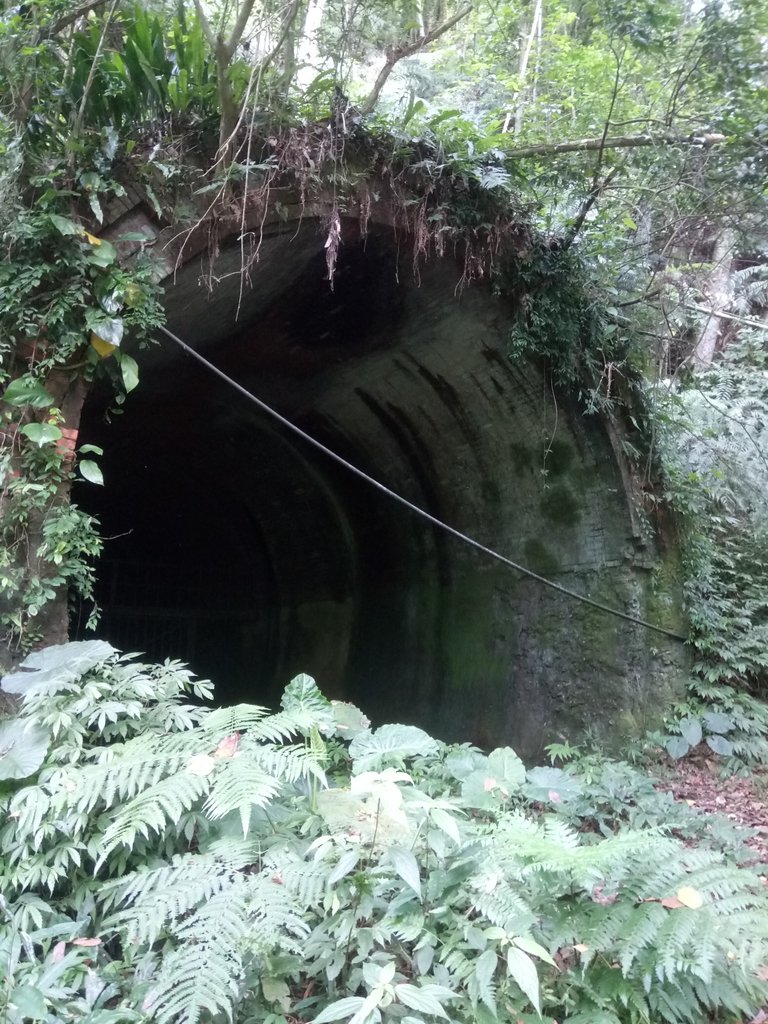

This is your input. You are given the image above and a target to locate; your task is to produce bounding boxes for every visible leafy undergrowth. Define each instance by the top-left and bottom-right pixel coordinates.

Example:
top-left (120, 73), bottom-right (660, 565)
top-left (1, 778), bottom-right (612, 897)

top-left (1, 643), bottom-right (768, 1024)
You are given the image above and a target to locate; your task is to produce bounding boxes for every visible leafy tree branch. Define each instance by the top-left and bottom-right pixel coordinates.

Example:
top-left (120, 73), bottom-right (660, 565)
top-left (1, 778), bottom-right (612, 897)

top-left (360, 4), bottom-right (473, 115)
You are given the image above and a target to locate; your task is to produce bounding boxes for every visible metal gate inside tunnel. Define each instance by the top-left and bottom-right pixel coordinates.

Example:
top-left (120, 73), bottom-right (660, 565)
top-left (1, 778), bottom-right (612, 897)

top-left (73, 222), bottom-right (686, 757)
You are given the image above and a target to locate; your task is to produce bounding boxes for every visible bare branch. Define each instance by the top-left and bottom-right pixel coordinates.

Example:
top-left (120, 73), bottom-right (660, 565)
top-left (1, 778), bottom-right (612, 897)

top-left (192, 0), bottom-right (218, 51)
top-left (504, 132), bottom-right (725, 159)
top-left (360, 5), bottom-right (473, 116)
top-left (561, 47), bottom-right (624, 248)
top-left (225, 0), bottom-right (259, 60)
top-left (71, 0), bottom-right (121, 147)
top-left (37, 0), bottom-right (110, 42)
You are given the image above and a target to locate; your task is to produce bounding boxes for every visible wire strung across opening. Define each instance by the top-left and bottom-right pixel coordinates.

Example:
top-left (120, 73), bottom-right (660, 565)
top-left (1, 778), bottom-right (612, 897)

top-left (157, 324), bottom-right (688, 643)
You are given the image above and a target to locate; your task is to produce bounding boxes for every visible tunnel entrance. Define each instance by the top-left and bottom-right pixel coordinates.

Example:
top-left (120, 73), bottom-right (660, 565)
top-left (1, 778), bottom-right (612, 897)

top-left (75, 230), bottom-right (442, 717)
top-left (74, 220), bottom-right (684, 755)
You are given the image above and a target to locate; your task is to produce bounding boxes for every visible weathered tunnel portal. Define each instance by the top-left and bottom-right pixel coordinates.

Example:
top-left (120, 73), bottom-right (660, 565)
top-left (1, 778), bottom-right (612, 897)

top-left (75, 219), bottom-right (685, 756)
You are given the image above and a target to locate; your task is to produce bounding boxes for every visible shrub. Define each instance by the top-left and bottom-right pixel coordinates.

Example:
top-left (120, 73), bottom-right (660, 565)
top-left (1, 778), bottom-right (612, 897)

top-left (1, 642), bottom-right (766, 1024)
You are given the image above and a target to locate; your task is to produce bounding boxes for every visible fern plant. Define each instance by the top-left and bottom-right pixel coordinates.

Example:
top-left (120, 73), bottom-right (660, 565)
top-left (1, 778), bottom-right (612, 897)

top-left (1, 642), bottom-right (767, 1024)
top-left (652, 339), bottom-right (768, 764)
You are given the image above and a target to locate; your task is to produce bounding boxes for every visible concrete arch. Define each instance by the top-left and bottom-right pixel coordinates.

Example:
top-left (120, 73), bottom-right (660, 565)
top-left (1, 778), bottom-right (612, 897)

top-left (77, 208), bottom-right (687, 756)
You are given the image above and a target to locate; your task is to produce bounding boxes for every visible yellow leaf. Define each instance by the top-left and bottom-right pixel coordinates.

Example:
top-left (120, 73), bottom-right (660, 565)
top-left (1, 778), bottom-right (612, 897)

top-left (84, 231), bottom-right (102, 246)
top-left (124, 281), bottom-right (142, 307)
top-left (677, 886), bottom-right (704, 909)
top-left (90, 333), bottom-right (117, 358)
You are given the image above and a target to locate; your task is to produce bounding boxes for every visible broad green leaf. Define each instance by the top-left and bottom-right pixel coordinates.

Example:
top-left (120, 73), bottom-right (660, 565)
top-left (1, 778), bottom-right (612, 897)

top-left (487, 747), bottom-right (526, 789)
top-left (430, 806), bottom-right (461, 843)
top-left (88, 315), bottom-right (124, 347)
top-left (48, 214), bottom-right (82, 236)
top-left (3, 378), bottom-right (54, 408)
top-left (473, 947), bottom-right (498, 1015)
top-left (388, 846), bottom-right (421, 897)
top-left (262, 978), bottom-right (290, 1010)
top-left (664, 735), bottom-right (690, 760)
top-left (395, 985), bottom-right (449, 1018)
top-left (281, 673), bottom-right (330, 714)
top-left (679, 717), bottom-right (702, 748)
top-left (461, 768), bottom-right (496, 809)
top-left (99, 291), bottom-right (123, 315)
top-left (84, 237), bottom-right (117, 267)
top-left (513, 935), bottom-right (557, 967)
top-left (363, 960), bottom-right (396, 988)
top-left (328, 850), bottom-right (359, 885)
top-left (703, 711), bottom-right (735, 734)
top-left (2, 640), bottom-right (115, 695)
top-left (0, 720), bottom-right (49, 780)
top-left (506, 947), bottom-right (540, 1014)
top-left (21, 639), bottom-right (115, 674)
top-left (706, 734), bottom-right (734, 756)
top-left (79, 459), bottom-right (104, 485)
top-left (9, 984), bottom-right (47, 1019)
top-left (349, 724), bottom-right (440, 770)
top-left (119, 352), bottom-right (140, 392)
top-left (331, 700), bottom-right (370, 738)
top-left (313, 997), bottom-right (366, 1023)
top-left (524, 766), bottom-right (583, 803)
top-left (475, 948), bottom-right (498, 988)
top-left (21, 422), bottom-right (62, 447)
top-left (444, 747), bottom-right (487, 781)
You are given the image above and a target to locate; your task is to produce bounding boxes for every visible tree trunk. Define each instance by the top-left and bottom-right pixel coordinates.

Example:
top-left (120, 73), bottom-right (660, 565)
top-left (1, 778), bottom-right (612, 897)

top-left (513, 0), bottom-right (543, 137)
top-left (295, 0), bottom-right (327, 91)
top-left (691, 228), bottom-right (736, 371)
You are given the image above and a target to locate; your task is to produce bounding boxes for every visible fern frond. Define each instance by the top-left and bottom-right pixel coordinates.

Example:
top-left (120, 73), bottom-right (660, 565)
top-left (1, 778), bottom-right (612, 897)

top-left (617, 901), bottom-right (667, 974)
top-left (144, 941), bottom-right (241, 1024)
top-left (203, 758), bottom-right (281, 822)
top-left (102, 849), bottom-right (253, 943)
top-left (99, 772), bottom-right (210, 859)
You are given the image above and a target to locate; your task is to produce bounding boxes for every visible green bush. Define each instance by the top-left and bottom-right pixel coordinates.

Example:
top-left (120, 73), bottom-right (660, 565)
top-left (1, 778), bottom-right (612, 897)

top-left (1, 642), bottom-right (766, 1024)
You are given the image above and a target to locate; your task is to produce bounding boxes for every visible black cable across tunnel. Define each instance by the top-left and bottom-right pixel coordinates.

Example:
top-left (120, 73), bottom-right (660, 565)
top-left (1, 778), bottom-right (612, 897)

top-left (73, 223), bottom-right (687, 756)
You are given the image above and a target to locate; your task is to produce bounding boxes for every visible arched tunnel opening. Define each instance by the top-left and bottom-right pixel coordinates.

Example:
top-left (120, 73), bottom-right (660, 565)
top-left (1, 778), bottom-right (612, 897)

top-left (74, 221), bottom-right (684, 757)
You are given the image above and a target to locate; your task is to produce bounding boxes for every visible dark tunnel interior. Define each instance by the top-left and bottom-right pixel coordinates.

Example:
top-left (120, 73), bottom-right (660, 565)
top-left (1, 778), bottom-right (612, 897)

top-left (71, 221), bottom-right (677, 753)
top-left (73, 232), bottom-right (446, 719)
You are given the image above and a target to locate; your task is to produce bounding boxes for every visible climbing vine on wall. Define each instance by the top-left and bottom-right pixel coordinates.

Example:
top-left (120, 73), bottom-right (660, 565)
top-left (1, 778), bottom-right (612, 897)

top-left (0, 139), bottom-right (163, 661)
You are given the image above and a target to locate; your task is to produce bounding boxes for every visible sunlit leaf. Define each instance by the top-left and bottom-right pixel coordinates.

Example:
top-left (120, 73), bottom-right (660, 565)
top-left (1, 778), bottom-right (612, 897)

top-left (9, 985), bottom-right (47, 1020)
top-left (3, 378), bottom-right (54, 408)
top-left (186, 753), bottom-right (216, 776)
top-left (677, 886), bottom-right (704, 909)
top-left (119, 352), bottom-right (140, 391)
top-left (21, 422), bottom-right (62, 447)
top-left (79, 459), bottom-right (104, 485)
top-left (395, 985), bottom-right (449, 1018)
top-left (0, 720), bottom-right (49, 780)
top-left (388, 845), bottom-right (421, 897)
top-left (506, 947), bottom-right (541, 1014)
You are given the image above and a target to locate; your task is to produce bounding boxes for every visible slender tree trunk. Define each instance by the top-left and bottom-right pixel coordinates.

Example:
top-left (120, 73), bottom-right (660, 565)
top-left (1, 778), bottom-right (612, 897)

top-left (295, 0), bottom-right (327, 90)
top-left (513, 0), bottom-right (543, 137)
top-left (692, 228), bottom-right (736, 370)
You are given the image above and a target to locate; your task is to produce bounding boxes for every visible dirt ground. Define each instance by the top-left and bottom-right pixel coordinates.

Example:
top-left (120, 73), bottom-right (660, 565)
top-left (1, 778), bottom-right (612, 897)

top-left (659, 757), bottom-right (768, 867)
top-left (657, 760), bottom-right (768, 1024)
